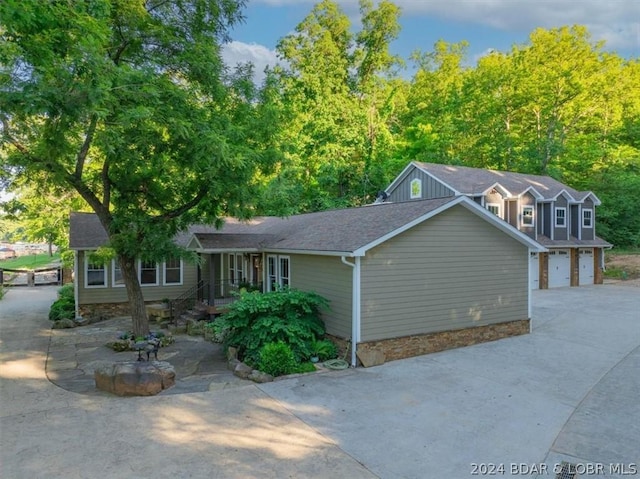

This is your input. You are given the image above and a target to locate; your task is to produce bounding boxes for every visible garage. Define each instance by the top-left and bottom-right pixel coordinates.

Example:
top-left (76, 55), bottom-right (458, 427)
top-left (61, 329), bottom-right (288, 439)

top-left (548, 249), bottom-right (571, 288)
top-left (530, 252), bottom-right (539, 289)
top-left (579, 248), bottom-right (594, 285)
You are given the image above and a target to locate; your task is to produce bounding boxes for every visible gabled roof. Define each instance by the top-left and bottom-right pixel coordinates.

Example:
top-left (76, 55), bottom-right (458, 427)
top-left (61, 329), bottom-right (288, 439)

top-left (408, 161), bottom-right (598, 203)
top-left (70, 196), bottom-right (545, 256)
top-left (68, 212), bottom-right (214, 250)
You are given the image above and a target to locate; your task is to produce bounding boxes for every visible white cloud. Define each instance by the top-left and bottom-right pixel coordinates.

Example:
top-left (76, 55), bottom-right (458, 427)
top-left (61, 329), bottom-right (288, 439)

top-left (221, 41), bottom-right (282, 84)
top-left (393, 0), bottom-right (640, 51)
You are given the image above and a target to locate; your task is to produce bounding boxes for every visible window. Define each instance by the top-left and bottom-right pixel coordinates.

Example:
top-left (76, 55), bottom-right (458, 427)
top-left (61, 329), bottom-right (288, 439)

top-left (279, 256), bottom-right (290, 287)
top-left (582, 209), bottom-right (593, 228)
top-left (139, 260), bottom-right (158, 285)
top-left (266, 254), bottom-right (290, 291)
top-left (522, 206), bottom-right (534, 226)
top-left (410, 178), bottom-right (422, 199)
top-left (85, 256), bottom-right (106, 288)
top-left (487, 203), bottom-right (501, 217)
top-left (228, 253), bottom-right (243, 285)
top-left (555, 207), bottom-right (567, 227)
top-left (112, 260), bottom-right (125, 287)
top-left (163, 258), bottom-right (183, 285)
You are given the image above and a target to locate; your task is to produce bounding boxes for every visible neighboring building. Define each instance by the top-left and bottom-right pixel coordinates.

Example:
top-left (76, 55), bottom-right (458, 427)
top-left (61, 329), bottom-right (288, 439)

top-left (70, 194), bottom-right (544, 365)
top-left (0, 247), bottom-right (16, 260)
top-left (381, 162), bottom-right (611, 289)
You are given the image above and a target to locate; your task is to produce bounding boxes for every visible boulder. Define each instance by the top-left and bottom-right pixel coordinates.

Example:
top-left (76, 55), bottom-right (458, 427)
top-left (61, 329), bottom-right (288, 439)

top-left (248, 370), bottom-right (274, 383)
top-left (233, 362), bottom-right (253, 379)
top-left (94, 361), bottom-right (175, 396)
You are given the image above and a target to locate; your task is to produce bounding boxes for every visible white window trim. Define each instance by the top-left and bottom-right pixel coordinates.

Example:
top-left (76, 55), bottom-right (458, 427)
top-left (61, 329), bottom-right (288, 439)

top-left (266, 254), bottom-right (291, 291)
top-left (521, 205), bottom-right (534, 227)
top-left (112, 260), bottom-right (125, 288)
top-left (163, 259), bottom-right (184, 286)
top-left (487, 203), bottom-right (501, 217)
top-left (228, 253), bottom-right (244, 285)
top-left (410, 178), bottom-right (422, 199)
top-left (582, 209), bottom-right (593, 228)
top-left (279, 255), bottom-right (290, 288)
top-left (85, 254), bottom-right (107, 289)
top-left (138, 260), bottom-right (159, 286)
top-left (555, 207), bottom-right (567, 228)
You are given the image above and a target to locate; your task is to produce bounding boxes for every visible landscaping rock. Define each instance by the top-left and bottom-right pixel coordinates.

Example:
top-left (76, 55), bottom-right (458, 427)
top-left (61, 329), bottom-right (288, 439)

top-left (52, 318), bottom-right (76, 329)
top-left (94, 361), bottom-right (175, 396)
top-left (248, 370), bottom-right (274, 383)
top-left (357, 349), bottom-right (386, 368)
top-left (227, 358), bottom-right (241, 371)
top-left (227, 347), bottom-right (238, 360)
top-left (233, 362), bottom-right (253, 379)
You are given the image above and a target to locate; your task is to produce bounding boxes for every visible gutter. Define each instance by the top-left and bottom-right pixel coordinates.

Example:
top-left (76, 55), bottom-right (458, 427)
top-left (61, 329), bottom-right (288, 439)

top-left (341, 256), bottom-right (361, 367)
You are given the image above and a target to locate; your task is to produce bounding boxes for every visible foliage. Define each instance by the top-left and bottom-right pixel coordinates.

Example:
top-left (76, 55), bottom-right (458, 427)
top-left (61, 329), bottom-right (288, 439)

top-left (309, 338), bottom-right (337, 361)
top-left (257, 342), bottom-right (298, 377)
top-left (212, 288), bottom-right (329, 364)
top-left (0, 286), bottom-right (5, 300)
top-left (0, 253), bottom-right (60, 269)
top-left (0, 0), bottom-right (280, 336)
top-left (48, 284), bottom-right (75, 321)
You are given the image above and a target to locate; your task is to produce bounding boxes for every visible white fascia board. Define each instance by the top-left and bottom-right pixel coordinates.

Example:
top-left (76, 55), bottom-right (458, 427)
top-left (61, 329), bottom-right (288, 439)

top-left (518, 186), bottom-right (544, 200)
top-left (458, 199), bottom-right (548, 252)
top-left (481, 182), bottom-right (512, 198)
top-left (353, 197), bottom-right (462, 256)
top-left (550, 189), bottom-right (576, 202)
top-left (413, 162), bottom-right (462, 195)
top-left (186, 235), bottom-right (203, 250)
top-left (264, 249), bottom-right (357, 257)
top-left (384, 162), bottom-right (420, 194)
top-left (583, 192), bottom-right (602, 206)
top-left (193, 248), bottom-right (259, 254)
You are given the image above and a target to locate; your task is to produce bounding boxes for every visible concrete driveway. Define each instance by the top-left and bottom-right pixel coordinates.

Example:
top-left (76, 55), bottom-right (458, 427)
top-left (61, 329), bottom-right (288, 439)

top-left (1, 284), bottom-right (638, 478)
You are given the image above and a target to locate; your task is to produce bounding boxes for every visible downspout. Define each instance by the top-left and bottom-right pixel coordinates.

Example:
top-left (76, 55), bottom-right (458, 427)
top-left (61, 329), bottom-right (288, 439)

top-left (74, 251), bottom-right (80, 319)
top-left (341, 256), bottom-right (361, 367)
top-left (528, 249), bottom-right (532, 333)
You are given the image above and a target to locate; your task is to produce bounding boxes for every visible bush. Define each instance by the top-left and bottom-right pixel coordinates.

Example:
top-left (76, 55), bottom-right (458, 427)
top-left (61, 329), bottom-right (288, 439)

top-left (258, 342), bottom-right (298, 377)
top-left (48, 285), bottom-right (75, 321)
top-left (212, 288), bottom-right (329, 364)
top-left (309, 339), bottom-right (338, 361)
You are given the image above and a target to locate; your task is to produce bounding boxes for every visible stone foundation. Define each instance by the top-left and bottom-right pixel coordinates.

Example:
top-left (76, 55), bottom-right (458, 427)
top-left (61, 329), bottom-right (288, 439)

top-left (339, 319), bottom-right (530, 365)
top-left (79, 302), bottom-right (132, 320)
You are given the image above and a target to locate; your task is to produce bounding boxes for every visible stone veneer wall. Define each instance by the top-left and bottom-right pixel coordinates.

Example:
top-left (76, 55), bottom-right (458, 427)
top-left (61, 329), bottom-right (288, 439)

top-left (79, 302), bottom-right (133, 320)
top-left (329, 319), bottom-right (530, 365)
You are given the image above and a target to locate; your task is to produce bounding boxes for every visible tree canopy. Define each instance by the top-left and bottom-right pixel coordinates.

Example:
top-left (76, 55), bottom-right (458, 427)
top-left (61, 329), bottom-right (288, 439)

top-left (1, 0), bottom-right (279, 334)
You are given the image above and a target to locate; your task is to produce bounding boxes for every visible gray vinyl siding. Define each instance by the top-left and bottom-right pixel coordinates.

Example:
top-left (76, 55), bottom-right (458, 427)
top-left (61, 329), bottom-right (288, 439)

top-left (507, 200), bottom-right (518, 228)
top-left (543, 203), bottom-right (552, 237)
top-left (484, 190), bottom-right (504, 218)
top-left (77, 251), bottom-right (198, 305)
top-left (581, 198), bottom-right (595, 240)
top-left (570, 204), bottom-right (580, 238)
top-left (553, 196), bottom-right (569, 240)
top-left (537, 203), bottom-right (544, 235)
top-left (359, 205), bottom-right (528, 342)
top-left (387, 168), bottom-right (454, 202)
top-left (520, 192), bottom-right (535, 239)
top-left (289, 254), bottom-right (353, 339)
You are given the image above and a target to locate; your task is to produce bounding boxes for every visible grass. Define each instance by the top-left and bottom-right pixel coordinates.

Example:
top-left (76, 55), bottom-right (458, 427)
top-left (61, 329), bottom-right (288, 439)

top-left (0, 253), bottom-right (60, 269)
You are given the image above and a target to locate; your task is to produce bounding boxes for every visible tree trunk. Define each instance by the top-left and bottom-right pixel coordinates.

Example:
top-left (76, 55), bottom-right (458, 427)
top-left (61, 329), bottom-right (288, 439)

top-left (118, 253), bottom-right (149, 337)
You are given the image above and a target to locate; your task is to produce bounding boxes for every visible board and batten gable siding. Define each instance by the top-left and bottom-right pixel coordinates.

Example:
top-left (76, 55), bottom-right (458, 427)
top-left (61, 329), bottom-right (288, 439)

top-left (387, 168), bottom-right (454, 202)
top-left (359, 205), bottom-right (529, 342)
top-left (287, 254), bottom-right (353, 339)
top-left (553, 195), bottom-right (569, 240)
top-left (581, 198), bottom-right (595, 240)
top-left (520, 192), bottom-right (536, 239)
top-left (76, 251), bottom-right (198, 305)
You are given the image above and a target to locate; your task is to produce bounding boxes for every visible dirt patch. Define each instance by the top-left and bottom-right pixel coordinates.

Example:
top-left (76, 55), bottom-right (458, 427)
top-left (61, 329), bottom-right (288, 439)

top-left (605, 253), bottom-right (640, 283)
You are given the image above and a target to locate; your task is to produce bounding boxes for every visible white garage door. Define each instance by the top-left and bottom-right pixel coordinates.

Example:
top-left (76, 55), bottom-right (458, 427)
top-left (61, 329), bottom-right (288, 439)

top-left (579, 248), bottom-right (594, 285)
top-left (530, 252), bottom-right (539, 290)
top-left (548, 249), bottom-right (571, 288)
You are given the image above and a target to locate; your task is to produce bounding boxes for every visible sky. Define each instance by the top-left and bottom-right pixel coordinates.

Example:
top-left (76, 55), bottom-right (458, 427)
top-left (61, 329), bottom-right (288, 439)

top-left (222, 0), bottom-right (640, 83)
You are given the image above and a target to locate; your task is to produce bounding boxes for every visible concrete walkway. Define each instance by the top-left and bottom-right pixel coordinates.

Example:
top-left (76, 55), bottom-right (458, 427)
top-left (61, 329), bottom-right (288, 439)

top-left (1, 283), bottom-right (638, 478)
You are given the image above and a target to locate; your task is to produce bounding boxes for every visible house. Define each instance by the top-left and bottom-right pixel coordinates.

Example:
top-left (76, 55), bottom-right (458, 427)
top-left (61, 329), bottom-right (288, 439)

top-left (69, 195), bottom-right (544, 365)
top-left (381, 162), bottom-right (612, 289)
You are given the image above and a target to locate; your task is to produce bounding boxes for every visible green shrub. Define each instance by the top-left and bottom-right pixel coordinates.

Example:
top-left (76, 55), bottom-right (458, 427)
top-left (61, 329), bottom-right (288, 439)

top-left (258, 342), bottom-right (298, 377)
top-left (212, 288), bottom-right (329, 364)
top-left (48, 285), bottom-right (75, 321)
top-left (309, 339), bottom-right (337, 361)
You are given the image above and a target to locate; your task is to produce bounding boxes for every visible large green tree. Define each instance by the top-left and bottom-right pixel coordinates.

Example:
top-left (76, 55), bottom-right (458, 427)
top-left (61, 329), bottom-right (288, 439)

top-left (1, 0), bottom-right (278, 335)
top-left (259, 0), bottom-right (403, 213)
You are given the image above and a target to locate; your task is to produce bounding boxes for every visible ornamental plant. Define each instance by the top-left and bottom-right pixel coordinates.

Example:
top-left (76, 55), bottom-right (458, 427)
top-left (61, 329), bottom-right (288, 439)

top-left (212, 288), bottom-right (329, 364)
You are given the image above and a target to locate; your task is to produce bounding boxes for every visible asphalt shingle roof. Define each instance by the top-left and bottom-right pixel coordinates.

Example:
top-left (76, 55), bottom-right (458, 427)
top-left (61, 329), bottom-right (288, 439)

top-left (414, 162), bottom-right (589, 200)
